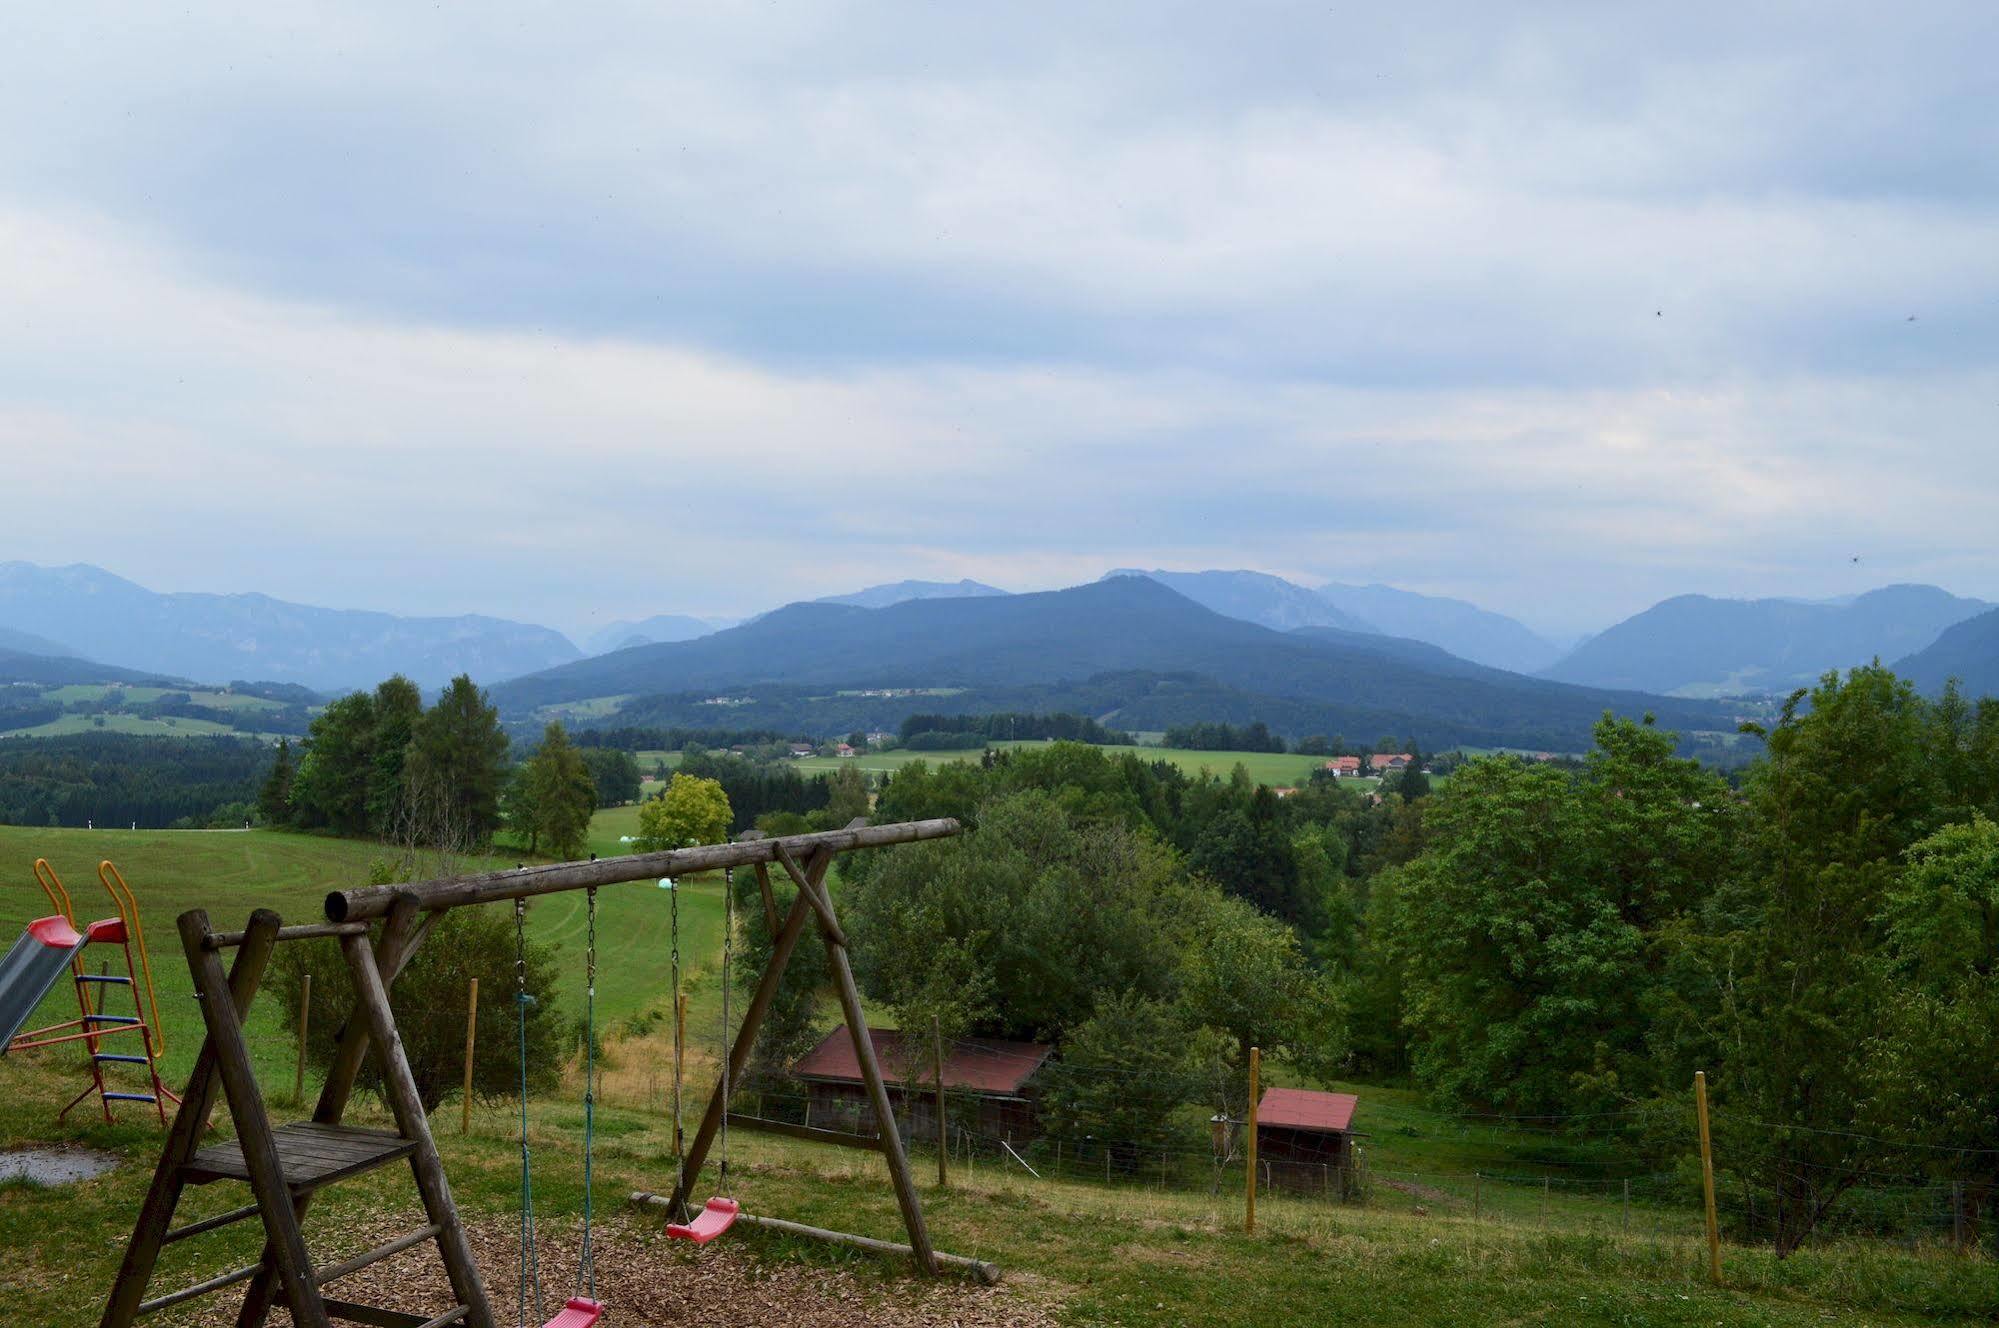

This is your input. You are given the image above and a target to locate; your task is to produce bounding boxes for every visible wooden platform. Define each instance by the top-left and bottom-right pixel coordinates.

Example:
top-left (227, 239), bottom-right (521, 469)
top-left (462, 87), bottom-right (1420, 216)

top-left (184, 1122), bottom-right (416, 1190)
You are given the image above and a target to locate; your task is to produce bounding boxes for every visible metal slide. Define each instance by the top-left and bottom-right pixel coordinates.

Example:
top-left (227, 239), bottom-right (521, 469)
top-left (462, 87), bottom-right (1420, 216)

top-left (0, 917), bottom-right (90, 1049)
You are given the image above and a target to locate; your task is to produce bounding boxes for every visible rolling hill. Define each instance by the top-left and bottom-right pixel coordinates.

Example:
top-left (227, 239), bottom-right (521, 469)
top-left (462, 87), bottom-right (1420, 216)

top-left (1542, 585), bottom-right (1991, 696)
top-left (0, 562), bottom-right (583, 692)
top-left (495, 576), bottom-right (1729, 751)
top-left (1894, 607), bottom-right (1999, 697)
top-left (0, 647), bottom-right (174, 688)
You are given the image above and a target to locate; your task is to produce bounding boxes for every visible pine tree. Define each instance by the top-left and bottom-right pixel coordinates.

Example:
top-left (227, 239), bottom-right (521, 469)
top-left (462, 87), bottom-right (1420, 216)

top-left (257, 739), bottom-right (295, 825)
top-left (407, 675), bottom-right (510, 848)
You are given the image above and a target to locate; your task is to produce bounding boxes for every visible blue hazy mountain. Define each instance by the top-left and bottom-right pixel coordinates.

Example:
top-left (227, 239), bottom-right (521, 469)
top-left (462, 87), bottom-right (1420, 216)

top-left (1544, 585), bottom-right (1991, 696)
top-left (1317, 582), bottom-right (1561, 674)
top-left (0, 562), bottom-right (582, 693)
top-left (1895, 606), bottom-right (1999, 697)
top-left (814, 578), bottom-right (1009, 609)
top-left (1104, 570), bottom-right (1373, 633)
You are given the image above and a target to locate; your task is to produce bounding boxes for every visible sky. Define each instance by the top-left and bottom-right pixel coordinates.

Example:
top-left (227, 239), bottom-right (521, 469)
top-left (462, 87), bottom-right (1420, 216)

top-left (2, 2), bottom-right (1996, 643)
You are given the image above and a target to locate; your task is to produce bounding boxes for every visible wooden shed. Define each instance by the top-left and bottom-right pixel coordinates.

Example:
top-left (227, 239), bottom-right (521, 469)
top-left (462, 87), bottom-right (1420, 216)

top-left (793, 1027), bottom-right (1052, 1144)
top-left (1255, 1086), bottom-right (1359, 1194)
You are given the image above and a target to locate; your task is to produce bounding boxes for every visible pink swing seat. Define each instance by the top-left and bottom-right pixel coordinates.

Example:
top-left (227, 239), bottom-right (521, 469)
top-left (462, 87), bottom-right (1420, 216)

top-left (543, 1297), bottom-right (604, 1328)
top-left (666, 1196), bottom-right (741, 1244)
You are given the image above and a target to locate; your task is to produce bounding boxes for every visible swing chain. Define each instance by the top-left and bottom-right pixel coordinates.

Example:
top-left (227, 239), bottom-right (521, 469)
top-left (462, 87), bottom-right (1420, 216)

top-left (513, 897), bottom-right (542, 1327)
top-left (578, 885), bottom-right (597, 1302)
top-left (720, 863), bottom-right (732, 1181)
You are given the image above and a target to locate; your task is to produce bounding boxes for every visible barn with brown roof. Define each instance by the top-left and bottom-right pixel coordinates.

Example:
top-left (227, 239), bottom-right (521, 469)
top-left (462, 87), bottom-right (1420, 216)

top-left (792, 1027), bottom-right (1053, 1143)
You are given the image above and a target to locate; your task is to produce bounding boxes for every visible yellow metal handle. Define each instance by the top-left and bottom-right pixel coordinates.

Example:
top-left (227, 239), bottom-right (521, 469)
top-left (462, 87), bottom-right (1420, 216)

top-left (32, 858), bottom-right (74, 925)
top-left (98, 861), bottom-right (166, 1061)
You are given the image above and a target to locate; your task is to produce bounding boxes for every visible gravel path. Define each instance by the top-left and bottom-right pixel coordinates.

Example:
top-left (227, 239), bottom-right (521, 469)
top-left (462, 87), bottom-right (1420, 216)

top-left (185, 1208), bottom-right (1062, 1328)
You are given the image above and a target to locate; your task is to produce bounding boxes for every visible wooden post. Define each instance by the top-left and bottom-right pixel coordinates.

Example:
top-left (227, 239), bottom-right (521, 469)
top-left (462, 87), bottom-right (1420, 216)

top-left (460, 977), bottom-right (478, 1135)
top-left (341, 919), bottom-right (494, 1327)
top-left (1695, 1070), bottom-right (1721, 1284)
top-left (98, 910), bottom-right (280, 1328)
top-left (1541, 1176), bottom-right (1549, 1226)
top-left (1622, 1177), bottom-right (1630, 1235)
top-left (1245, 1046), bottom-right (1260, 1234)
top-left (1473, 1171), bottom-right (1481, 1219)
top-left (180, 910), bottom-right (332, 1328)
top-left (294, 973), bottom-right (310, 1103)
top-left (933, 1015), bottom-right (947, 1189)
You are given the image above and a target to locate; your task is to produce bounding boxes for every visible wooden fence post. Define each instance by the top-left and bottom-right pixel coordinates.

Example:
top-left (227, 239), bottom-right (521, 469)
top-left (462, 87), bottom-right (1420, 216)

top-left (1473, 1171), bottom-right (1481, 1220)
top-left (460, 977), bottom-right (478, 1135)
top-left (1245, 1046), bottom-right (1260, 1234)
top-left (294, 973), bottom-right (310, 1103)
top-left (933, 1016), bottom-right (947, 1189)
top-left (1622, 1178), bottom-right (1630, 1235)
top-left (1695, 1070), bottom-right (1722, 1284)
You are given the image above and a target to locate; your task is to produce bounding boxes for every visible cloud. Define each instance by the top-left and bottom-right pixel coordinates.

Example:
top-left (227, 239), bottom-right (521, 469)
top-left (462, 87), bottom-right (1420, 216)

top-left (0, 4), bottom-right (1995, 639)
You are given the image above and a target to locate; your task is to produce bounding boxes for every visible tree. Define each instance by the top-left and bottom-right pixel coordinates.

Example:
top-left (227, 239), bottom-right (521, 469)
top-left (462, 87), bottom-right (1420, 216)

top-left (1042, 992), bottom-right (1199, 1167)
top-left (365, 675), bottom-right (424, 833)
top-left (516, 722), bottom-right (596, 860)
top-left (581, 747), bottom-right (642, 808)
top-left (811, 762), bottom-right (869, 829)
top-left (406, 675), bottom-right (510, 847)
top-left (1660, 667), bottom-right (1944, 1254)
top-left (637, 773), bottom-right (733, 851)
top-left (1175, 889), bottom-right (1346, 1117)
top-left (257, 739), bottom-right (295, 825)
top-left (1395, 715), bottom-right (1731, 1115)
top-left (290, 692), bottom-right (376, 834)
top-left (1864, 816), bottom-right (1999, 1251)
top-left (268, 894), bottom-right (563, 1112)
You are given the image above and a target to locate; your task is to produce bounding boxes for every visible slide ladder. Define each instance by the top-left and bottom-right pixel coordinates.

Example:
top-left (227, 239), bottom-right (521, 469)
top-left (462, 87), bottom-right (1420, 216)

top-left (2, 860), bottom-right (178, 1126)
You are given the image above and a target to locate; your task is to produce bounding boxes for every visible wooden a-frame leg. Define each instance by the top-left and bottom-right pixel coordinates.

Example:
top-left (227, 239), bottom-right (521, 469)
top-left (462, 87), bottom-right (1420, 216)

top-left (341, 908), bottom-right (496, 1328)
top-left (180, 909), bottom-right (334, 1328)
top-left (667, 847), bottom-right (831, 1220)
top-left (774, 843), bottom-right (938, 1275)
top-left (98, 909), bottom-right (282, 1328)
top-left (233, 896), bottom-right (432, 1328)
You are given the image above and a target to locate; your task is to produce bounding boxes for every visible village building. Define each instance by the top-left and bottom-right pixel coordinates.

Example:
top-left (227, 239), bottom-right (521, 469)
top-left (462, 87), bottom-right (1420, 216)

top-left (1368, 753), bottom-right (1413, 772)
top-left (792, 1027), bottom-right (1053, 1144)
top-left (1323, 756), bottom-right (1363, 777)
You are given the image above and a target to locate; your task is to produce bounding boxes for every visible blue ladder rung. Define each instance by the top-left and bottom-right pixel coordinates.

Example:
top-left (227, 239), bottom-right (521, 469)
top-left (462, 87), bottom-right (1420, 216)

top-left (102, 1092), bottom-right (158, 1103)
top-left (83, 1015), bottom-right (141, 1024)
top-left (76, 974), bottom-right (133, 984)
top-left (94, 1053), bottom-right (150, 1064)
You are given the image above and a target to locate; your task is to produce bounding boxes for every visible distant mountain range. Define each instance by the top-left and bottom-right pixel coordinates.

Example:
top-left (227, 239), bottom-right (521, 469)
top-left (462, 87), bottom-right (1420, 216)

top-left (1895, 607), bottom-right (1999, 697)
top-left (0, 562), bottom-right (582, 693)
top-left (581, 614), bottom-right (731, 655)
top-left (494, 575), bottom-right (1730, 752)
top-left (1105, 569), bottom-right (1562, 672)
top-left (1542, 585), bottom-right (1992, 696)
top-left (815, 578), bottom-right (1009, 609)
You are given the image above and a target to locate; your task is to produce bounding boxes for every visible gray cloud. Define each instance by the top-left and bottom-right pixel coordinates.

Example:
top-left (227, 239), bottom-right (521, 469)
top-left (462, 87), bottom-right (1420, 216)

top-left (1, 3), bottom-right (1994, 641)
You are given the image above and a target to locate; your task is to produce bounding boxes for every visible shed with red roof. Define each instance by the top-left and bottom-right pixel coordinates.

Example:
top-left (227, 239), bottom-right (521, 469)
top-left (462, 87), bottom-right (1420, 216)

top-left (1254, 1087), bottom-right (1360, 1193)
top-left (793, 1027), bottom-right (1054, 1143)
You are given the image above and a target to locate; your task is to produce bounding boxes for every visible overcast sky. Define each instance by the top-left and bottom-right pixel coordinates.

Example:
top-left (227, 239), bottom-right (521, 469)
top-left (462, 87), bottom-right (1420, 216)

top-left (4, 3), bottom-right (1995, 641)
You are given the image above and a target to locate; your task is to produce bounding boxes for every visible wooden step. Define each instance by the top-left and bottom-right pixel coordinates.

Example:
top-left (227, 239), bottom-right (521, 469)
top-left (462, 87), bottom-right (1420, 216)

top-left (182, 1122), bottom-right (416, 1191)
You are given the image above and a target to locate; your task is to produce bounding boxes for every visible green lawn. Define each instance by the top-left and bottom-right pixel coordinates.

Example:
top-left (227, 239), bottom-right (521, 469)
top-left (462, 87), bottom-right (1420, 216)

top-left (10, 712), bottom-right (249, 739)
top-left (792, 742), bottom-right (1380, 789)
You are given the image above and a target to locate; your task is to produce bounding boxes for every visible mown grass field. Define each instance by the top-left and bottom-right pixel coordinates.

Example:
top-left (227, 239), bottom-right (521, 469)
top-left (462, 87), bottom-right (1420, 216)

top-left (790, 742), bottom-right (1379, 789)
top-left (1, 824), bottom-right (1988, 1326)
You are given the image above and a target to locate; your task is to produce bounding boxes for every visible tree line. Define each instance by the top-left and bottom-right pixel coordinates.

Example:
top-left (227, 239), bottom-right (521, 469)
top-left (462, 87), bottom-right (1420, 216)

top-left (0, 732), bottom-right (271, 827)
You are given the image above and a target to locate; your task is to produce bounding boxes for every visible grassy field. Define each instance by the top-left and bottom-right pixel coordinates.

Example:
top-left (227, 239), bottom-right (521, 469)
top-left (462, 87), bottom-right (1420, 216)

top-left (1, 824), bottom-right (1987, 1326)
top-left (788, 742), bottom-right (1377, 789)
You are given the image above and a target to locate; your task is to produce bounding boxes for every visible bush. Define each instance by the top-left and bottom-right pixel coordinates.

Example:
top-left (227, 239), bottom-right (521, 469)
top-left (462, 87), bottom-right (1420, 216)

top-left (268, 902), bottom-right (565, 1112)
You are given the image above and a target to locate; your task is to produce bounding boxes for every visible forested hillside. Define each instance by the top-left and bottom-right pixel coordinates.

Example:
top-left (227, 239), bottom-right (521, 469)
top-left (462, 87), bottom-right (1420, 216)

top-left (499, 578), bottom-right (1731, 752)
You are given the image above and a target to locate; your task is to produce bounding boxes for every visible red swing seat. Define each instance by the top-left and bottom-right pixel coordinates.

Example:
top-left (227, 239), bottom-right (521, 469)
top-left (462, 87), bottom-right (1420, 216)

top-left (666, 1196), bottom-right (740, 1244)
top-left (543, 1297), bottom-right (603, 1328)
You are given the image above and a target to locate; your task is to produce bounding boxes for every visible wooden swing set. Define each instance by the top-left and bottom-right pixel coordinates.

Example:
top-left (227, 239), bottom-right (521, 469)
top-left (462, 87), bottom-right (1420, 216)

top-left (97, 816), bottom-right (984, 1328)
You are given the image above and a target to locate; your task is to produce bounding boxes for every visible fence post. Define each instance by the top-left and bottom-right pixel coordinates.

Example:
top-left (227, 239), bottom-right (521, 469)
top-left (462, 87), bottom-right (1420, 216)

top-left (294, 972), bottom-right (311, 1103)
top-left (1473, 1171), bottom-right (1481, 1220)
top-left (1953, 1180), bottom-right (1965, 1252)
top-left (1622, 1177), bottom-right (1630, 1235)
top-left (932, 1016), bottom-right (947, 1189)
top-left (1541, 1176), bottom-right (1549, 1227)
top-left (1695, 1070), bottom-right (1722, 1284)
top-left (1245, 1046), bottom-right (1260, 1234)
top-left (459, 976), bottom-right (478, 1134)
